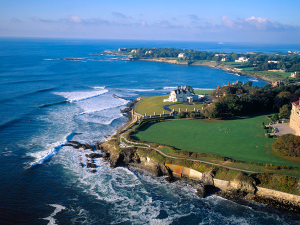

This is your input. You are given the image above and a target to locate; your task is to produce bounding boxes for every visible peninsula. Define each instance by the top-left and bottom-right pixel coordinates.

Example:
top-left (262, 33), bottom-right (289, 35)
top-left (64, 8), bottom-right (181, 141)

top-left (97, 83), bottom-right (300, 212)
top-left (104, 48), bottom-right (300, 84)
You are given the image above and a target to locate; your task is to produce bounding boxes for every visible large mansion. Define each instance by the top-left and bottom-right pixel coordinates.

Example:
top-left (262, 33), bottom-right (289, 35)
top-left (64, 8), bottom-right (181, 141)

top-left (164, 86), bottom-right (199, 103)
top-left (290, 100), bottom-right (300, 135)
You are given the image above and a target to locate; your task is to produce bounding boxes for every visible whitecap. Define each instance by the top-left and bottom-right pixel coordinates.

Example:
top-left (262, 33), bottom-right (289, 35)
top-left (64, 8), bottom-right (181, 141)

top-left (28, 132), bottom-right (75, 166)
top-left (163, 87), bottom-right (177, 90)
top-left (43, 204), bottom-right (66, 225)
top-left (54, 89), bottom-right (108, 102)
top-left (93, 86), bottom-right (105, 89)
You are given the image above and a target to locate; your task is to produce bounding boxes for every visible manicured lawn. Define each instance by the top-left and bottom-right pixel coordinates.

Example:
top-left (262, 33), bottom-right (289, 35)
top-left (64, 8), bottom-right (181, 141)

top-left (135, 93), bottom-right (209, 115)
top-left (258, 71), bottom-right (292, 79)
top-left (133, 115), bottom-right (300, 167)
top-left (194, 90), bottom-right (211, 95)
top-left (135, 95), bottom-right (169, 115)
top-left (222, 62), bottom-right (242, 66)
top-left (242, 67), bottom-right (256, 71)
top-left (169, 104), bottom-right (203, 112)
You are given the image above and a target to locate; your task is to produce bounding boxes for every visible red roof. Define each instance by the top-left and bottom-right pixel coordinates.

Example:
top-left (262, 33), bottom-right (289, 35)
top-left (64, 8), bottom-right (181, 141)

top-left (293, 100), bottom-right (300, 106)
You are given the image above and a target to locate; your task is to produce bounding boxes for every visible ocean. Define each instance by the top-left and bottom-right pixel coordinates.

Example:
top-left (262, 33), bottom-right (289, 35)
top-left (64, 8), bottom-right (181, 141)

top-left (0, 38), bottom-right (300, 225)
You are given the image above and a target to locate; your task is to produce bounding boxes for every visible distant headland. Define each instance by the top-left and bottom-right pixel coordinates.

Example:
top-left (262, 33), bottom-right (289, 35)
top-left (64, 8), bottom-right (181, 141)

top-left (104, 47), bottom-right (300, 85)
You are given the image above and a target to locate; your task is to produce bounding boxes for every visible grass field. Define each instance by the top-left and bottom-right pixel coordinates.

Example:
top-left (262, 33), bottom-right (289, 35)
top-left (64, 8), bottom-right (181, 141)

top-left (194, 90), bottom-right (212, 95)
top-left (257, 71), bottom-right (292, 79)
top-left (133, 115), bottom-right (300, 167)
top-left (135, 91), bottom-right (211, 115)
top-left (169, 104), bottom-right (203, 112)
top-left (135, 95), bottom-right (169, 115)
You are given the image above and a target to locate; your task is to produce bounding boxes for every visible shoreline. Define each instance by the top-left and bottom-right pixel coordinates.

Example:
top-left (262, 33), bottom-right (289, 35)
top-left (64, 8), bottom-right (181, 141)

top-left (103, 50), bottom-right (273, 84)
top-left (96, 102), bottom-right (300, 213)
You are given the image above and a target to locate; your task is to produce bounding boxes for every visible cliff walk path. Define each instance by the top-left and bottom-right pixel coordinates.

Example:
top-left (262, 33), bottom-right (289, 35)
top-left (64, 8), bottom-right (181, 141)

top-left (119, 132), bottom-right (260, 174)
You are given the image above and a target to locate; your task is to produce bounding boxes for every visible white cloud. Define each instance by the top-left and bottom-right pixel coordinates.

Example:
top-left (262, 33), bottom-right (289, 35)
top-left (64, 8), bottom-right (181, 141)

top-left (221, 16), bottom-right (298, 31)
top-left (69, 15), bottom-right (82, 23)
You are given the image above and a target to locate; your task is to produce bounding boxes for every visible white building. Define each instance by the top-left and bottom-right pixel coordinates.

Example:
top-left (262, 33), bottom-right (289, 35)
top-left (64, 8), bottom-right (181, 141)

top-left (145, 50), bottom-right (153, 55)
top-left (131, 49), bottom-right (137, 53)
top-left (221, 57), bottom-right (229, 62)
top-left (164, 86), bottom-right (198, 103)
top-left (268, 61), bottom-right (279, 64)
top-left (235, 57), bottom-right (248, 63)
top-left (291, 72), bottom-right (299, 78)
top-left (178, 53), bottom-right (187, 59)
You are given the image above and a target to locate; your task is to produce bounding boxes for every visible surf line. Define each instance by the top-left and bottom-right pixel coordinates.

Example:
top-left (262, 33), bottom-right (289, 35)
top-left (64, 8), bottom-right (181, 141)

top-left (30, 132), bottom-right (75, 166)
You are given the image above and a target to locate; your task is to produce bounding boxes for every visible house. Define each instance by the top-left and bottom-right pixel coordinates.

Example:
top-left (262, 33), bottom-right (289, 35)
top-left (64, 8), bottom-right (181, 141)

top-left (118, 48), bottom-right (127, 52)
top-left (164, 86), bottom-right (198, 103)
top-left (145, 50), bottom-right (153, 55)
top-left (268, 61), bottom-right (279, 64)
top-left (131, 49), bottom-right (137, 53)
top-left (221, 57), bottom-right (229, 62)
top-left (178, 53), bottom-right (187, 60)
top-left (290, 100), bottom-right (300, 135)
top-left (271, 80), bottom-right (283, 87)
top-left (291, 72), bottom-right (299, 78)
top-left (235, 57), bottom-right (248, 63)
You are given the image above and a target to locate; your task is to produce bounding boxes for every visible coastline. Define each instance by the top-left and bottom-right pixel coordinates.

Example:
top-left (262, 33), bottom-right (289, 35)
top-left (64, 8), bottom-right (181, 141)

top-left (103, 50), bottom-right (273, 84)
top-left (96, 102), bottom-right (300, 213)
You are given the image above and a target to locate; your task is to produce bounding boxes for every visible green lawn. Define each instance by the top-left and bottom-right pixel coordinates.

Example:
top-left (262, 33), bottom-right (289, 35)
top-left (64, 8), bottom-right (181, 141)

top-left (135, 95), bottom-right (169, 115)
top-left (169, 104), bottom-right (202, 112)
top-left (242, 67), bottom-right (256, 71)
top-left (258, 71), bottom-right (292, 79)
top-left (135, 92), bottom-right (209, 115)
top-left (133, 115), bottom-right (300, 167)
top-left (194, 90), bottom-right (211, 95)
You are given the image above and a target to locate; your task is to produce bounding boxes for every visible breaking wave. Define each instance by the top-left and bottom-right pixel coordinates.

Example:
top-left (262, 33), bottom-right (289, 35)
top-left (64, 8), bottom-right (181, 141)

top-left (54, 89), bottom-right (109, 102)
top-left (28, 132), bottom-right (75, 166)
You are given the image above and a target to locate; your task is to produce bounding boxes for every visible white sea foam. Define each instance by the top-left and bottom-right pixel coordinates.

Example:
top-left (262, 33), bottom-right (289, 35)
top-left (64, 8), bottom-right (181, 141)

top-left (28, 132), bottom-right (75, 166)
top-left (77, 106), bottom-right (125, 125)
top-left (43, 204), bottom-right (66, 225)
top-left (54, 89), bottom-right (108, 102)
top-left (163, 86), bottom-right (177, 90)
top-left (119, 88), bottom-right (155, 92)
top-left (75, 93), bottom-right (128, 115)
top-left (92, 86), bottom-right (105, 89)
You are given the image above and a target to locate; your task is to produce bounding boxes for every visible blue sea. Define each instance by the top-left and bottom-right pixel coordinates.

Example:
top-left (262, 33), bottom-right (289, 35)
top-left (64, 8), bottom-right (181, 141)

top-left (1, 38), bottom-right (300, 225)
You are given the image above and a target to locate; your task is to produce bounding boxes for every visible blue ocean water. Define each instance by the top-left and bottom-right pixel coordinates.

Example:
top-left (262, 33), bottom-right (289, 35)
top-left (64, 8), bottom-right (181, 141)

top-left (0, 38), bottom-right (299, 225)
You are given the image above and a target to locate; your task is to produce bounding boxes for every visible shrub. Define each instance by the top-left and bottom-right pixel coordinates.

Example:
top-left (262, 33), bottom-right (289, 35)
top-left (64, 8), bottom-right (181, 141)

top-left (266, 134), bottom-right (270, 138)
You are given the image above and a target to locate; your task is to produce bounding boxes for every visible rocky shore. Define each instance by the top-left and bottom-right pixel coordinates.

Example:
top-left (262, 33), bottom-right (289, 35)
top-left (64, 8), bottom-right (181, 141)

top-left (95, 139), bottom-right (300, 213)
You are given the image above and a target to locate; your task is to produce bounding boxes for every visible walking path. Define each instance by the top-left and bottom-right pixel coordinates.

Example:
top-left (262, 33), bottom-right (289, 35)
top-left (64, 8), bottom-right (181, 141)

top-left (119, 131), bottom-right (260, 174)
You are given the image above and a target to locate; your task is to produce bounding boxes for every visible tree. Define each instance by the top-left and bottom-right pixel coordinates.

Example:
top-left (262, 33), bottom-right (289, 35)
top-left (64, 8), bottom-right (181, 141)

top-left (272, 134), bottom-right (300, 157)
top-left (279, 104), bottom-right (291, 118)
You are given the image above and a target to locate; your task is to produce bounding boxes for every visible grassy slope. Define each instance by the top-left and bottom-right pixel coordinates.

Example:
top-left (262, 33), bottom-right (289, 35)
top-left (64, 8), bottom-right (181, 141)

top-left (135, 91), bottom-right (211, 115)
top-left (134, 95), bottom-right (169, 115)
top-left (133, 115), bottom-right (300, 167)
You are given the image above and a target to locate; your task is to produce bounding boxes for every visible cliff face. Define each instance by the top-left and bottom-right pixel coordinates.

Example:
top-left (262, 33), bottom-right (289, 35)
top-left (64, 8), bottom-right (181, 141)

top-left (98, 141), bottom-right (300, 212)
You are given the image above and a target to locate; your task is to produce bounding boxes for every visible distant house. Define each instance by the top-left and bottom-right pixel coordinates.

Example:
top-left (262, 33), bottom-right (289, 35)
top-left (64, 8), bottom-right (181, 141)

top-left (145, 50), bottom-right (153, 55)
top-left (164, 86), bottom-right (198, 103)
top-left (178, 53), bottom-right (187, 60)
top-left (235, 57), bottom-right (248, 63)
top-left (118, 48), bottom-right (127, 52)
top-left (290, 100), bottom-right (300, 135)
top-left (291, 72), bottom-right (299, 78)
top-left (268, 61), bottom-right (279, 64)
top-left (131, 49), bottom-right (137, 53)
top-left (221, 57), bottom-right (229, 62)
top-left (271, 80), bottom-right (283, 87)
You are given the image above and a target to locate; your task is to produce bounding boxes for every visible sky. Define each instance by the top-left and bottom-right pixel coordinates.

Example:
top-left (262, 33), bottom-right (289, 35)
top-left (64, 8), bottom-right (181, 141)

top-left (0, 0), bottom-right (300, 43)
